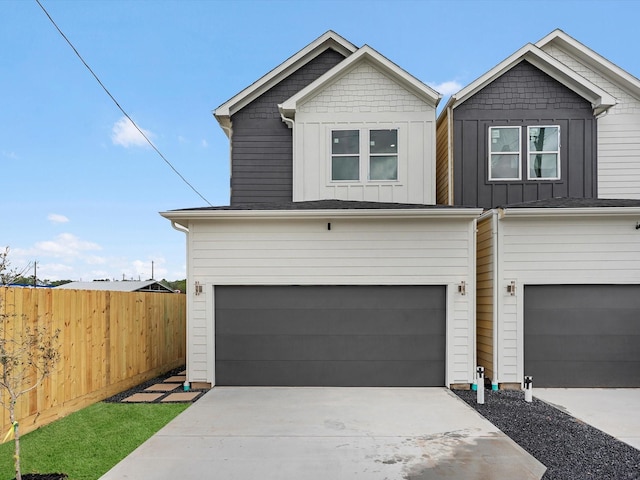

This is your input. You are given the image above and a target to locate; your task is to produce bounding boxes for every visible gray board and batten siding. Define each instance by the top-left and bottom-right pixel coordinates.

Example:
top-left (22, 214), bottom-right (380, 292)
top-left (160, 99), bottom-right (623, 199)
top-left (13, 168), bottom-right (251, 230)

top-left (524, 285), bottom-right (640, 388)
top-left (453, 61), bottom-right (597, 209)
top-left (214, 285), bottom-right (446, 387)
top-left (230, 49), bottom-right (346, 205)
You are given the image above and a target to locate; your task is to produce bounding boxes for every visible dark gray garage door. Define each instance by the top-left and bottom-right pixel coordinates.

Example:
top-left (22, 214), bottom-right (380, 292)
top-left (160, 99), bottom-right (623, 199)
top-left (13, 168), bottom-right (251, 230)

top-left (215, 285), bottom-right (446, 386)
top-left (525, 285), bottom-right (640, 387)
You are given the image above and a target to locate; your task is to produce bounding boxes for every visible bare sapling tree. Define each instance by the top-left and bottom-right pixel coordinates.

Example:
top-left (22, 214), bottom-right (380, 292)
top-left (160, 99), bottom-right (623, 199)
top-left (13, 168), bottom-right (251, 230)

top-left (0, 247), bottom-right (31, 286)
top-left (0, 247), bottom-right (61, 480)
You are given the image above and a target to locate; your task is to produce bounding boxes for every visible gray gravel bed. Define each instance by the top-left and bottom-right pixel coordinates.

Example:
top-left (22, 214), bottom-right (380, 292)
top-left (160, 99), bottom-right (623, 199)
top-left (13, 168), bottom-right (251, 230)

top-left (455, 389), bottom-right (640, 480)
top-left (103, 366), bottom-right (207, 403)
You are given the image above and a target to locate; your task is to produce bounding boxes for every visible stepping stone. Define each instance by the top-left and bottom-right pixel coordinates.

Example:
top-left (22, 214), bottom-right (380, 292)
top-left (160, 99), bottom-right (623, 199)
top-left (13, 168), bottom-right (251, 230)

top-left (161, 392), bottom-right (201, 402)
top-left (145, 383), bottom-right (179, 392)
top-left (123, 393), bottom-right (164, 402)
top-left (190, 382), bottom-right (212, 390)
top-left (164, 375), bottom-right (186, 383)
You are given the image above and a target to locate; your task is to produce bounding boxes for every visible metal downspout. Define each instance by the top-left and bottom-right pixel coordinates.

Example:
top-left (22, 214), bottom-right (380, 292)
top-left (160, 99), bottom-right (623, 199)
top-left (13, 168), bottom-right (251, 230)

top-left (170, 221), bottom-right (190, 390)
top-left (491, 211), bottom-right (500, 389)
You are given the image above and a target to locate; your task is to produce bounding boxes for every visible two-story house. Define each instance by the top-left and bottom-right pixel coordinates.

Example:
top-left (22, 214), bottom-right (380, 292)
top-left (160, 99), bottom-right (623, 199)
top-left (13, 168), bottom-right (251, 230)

top-left (436, 29), bottom-right (640, 388)
top-left (162, 32), bottom-right (482, 389)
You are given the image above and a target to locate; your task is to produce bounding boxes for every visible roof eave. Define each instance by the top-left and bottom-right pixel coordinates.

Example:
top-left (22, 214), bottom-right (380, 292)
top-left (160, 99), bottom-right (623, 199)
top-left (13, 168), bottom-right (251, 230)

top-left (161, 207), bottom-right (483, 227)
top-left (449, 44), bottom-right (616, 113)
top-left (280, 45), bottom-right (441, 113)
top-left (536, 29), bottom-right (640, 101)
top-left (499, 207), bottom-right (640, 218)
top-left (213, 31), bottom-right (358, 125)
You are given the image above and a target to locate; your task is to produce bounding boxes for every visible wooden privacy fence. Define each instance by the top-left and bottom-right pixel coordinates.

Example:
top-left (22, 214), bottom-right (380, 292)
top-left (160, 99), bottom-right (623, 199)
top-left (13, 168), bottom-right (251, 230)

top-left (0, 286), bottom-right (186, 435)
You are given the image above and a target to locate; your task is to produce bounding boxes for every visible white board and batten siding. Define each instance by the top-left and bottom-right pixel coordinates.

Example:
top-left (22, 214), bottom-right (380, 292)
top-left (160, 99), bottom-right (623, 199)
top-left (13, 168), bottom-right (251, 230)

top-left (541, 42), bottom-right (640, 199)
top-left (492, 210), bottom-right (640, 384)
top-left (182, 213), bottom-right (479, 387)
top-left (292, 60), bottom-right (437, 204)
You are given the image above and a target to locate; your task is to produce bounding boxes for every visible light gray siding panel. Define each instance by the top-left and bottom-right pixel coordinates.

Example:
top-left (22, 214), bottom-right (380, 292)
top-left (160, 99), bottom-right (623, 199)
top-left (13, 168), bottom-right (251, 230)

top-left (524, 285), bottom-right (640, 387)
top-left (215, 285), bottom-right (446, 386)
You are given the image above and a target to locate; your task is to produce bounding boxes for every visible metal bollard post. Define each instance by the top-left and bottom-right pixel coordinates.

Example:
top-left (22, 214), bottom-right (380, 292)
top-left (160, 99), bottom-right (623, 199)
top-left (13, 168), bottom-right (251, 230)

top-left (476, 366), bottom-right (485, 404)
top-left (524, 376), bottom-right (533, 403)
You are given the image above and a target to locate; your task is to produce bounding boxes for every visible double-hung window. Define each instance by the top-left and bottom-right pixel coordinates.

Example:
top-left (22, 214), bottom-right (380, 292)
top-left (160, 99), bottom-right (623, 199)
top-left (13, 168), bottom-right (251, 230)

top-left (331, 129), bottom-right (398, 182)
top-left (488, 125), bottom-right (561, 181)
top-left (528, 126), bottom-right (560, 180)
top-left (331, 130), bottom-right (360, 181)
top-left (489, 126), bottom-right (521, 180)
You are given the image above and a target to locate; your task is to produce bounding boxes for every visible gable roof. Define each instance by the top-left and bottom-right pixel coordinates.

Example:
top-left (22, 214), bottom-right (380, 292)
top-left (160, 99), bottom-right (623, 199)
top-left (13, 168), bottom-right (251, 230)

top-left (536, 29), bottom-right (640, 101)
top-left (443, 43), bottom-right (617, 116)
top-left (56, 280), bottom-right (175, 293)
top-left (213, 31), bottom-right (357, 134)
top-left (278, 45), bottom-right (441, 119)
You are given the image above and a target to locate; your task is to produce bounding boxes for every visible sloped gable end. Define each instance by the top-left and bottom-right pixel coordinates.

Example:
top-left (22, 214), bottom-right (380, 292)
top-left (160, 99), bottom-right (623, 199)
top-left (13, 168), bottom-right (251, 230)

top-left (536, 29), bottom-right (640, 108)
top-left (282, 46), bottom-right (440, 205)
top-left (537, 29), bottom-right (640, 200)
top-left (298, 59), bottom-right (432, 114)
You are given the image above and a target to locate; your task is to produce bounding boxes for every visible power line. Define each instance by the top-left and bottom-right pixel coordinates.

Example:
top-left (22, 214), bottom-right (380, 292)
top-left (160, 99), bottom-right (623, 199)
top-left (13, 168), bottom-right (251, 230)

top-left (35, 0), bottom-right (213, 207)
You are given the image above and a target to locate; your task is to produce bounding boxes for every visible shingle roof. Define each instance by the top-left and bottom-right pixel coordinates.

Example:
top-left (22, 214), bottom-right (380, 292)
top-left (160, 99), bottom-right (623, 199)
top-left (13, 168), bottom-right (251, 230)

top-left (56, 280), bottom-right (175, 293)
top-left (498, 198), bottom-right (640, 209)
top-left (171, 199), bottom-right (480, 212)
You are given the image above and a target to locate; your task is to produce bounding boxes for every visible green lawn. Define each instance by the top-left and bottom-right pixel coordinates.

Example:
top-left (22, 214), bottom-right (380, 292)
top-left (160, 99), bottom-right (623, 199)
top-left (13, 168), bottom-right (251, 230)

top-left (0, 402), bottom-right (189, 480)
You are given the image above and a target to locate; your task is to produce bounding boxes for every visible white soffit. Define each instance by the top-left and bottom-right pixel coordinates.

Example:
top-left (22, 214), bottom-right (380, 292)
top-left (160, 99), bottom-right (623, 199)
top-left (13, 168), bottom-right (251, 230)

top-left (279, 45), bottom-right (442, 117)
top-left (213, 31), bottom-right (358, 131)
top-left (447, 43), bottom-right (616, 115)
top-left (536, 29), bottom-right (640, 101)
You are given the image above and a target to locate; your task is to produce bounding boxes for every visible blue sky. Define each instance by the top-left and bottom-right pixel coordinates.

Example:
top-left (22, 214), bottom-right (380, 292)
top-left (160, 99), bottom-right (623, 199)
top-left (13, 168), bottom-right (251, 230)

top-left (2, 0), bottom-right (639, 282)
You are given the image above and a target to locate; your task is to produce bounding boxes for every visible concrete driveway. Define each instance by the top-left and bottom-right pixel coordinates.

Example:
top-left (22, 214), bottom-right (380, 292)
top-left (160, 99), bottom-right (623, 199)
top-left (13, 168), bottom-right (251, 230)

top-left (535, 388), bottom-right (640, 450)
top-left (100, 387), bottom-right (545, 480)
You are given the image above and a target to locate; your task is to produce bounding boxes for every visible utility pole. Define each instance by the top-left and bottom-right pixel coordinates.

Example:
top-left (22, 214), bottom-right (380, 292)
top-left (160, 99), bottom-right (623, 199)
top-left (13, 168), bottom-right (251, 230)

top-left (151, 261), bottom-right (154, 280)
top-left (33, 261), bottom-right (37, 287)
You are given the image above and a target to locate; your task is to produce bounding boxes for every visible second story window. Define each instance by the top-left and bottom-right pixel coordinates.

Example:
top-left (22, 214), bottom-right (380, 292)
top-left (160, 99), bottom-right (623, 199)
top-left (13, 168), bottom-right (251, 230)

top-left (331, 129), bottom-right (399, 182)
top-left (488, 125), bottom-right (561, 181)
top-left (528, 126), bottom-right (560, 180)
top-left (369, 129), bottom-right (398, 181)
top-left (331, 130), bottom-right (360, 181)
top-left (489, 126), bottom-right (521, 180)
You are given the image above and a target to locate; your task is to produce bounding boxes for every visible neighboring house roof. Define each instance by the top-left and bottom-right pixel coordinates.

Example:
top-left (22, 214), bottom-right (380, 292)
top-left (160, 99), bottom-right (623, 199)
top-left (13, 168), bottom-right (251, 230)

top-left (536, 29), bottom-right (640, 101)
top-left (442, 42), bottom-right (617, 116)
top-left (56, 280), bottom-right (175, 293)
top-left (494, 197), bottom-right (640, 217)
top-left (278, 45), bottom-right (441, 120)
top-left (213, 30), bottom-right (358, 135)
top-left (161, 200), bottom-right (483, 228)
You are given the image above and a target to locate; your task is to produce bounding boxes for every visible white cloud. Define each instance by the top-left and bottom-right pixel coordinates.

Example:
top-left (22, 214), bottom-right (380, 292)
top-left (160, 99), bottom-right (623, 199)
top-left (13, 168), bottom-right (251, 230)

top-left (2, 151), bottom-right (18, 160)
top-left (48, 213), bottom-right (69, 224)
top-left (33, 233), bottom-right (101, 258)
top-left (428, 80), bottom-right (463, 96)
top-left (111, 116), bottom-right (153, 148)
top-left (201, 139), bottom-right (208, 148)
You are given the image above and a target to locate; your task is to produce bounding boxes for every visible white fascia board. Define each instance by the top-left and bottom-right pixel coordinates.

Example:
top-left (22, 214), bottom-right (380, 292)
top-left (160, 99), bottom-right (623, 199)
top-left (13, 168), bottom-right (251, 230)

top-left (279, 45), bottom-right (441, 117)
top-left (450, 44), bottom-right (616, 114)
top-left (498, 207), bottom-right (640, 219)
top-left (161, 207), bottom-right (483, 227)
top-left (536, 29), bottom-right (640, 101)
top-left (213, 31), bottom-right (357, 123)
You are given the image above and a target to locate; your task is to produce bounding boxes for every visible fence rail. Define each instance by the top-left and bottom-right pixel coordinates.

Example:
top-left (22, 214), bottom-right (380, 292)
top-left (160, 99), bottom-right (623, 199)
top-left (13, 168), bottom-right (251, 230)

top-left (0, 286), bottom-right (186, 435)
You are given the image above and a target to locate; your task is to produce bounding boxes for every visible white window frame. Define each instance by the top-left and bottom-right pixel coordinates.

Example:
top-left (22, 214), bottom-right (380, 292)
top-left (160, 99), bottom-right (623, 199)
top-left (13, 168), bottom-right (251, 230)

top-left (488, 126), bottom-right (521, 181)
top-left (527, 125), bottom-right (561, 181)
top-left (330, 129), bottom-right (360, 182)
top-left (330, 128), bottom-right (400, 183)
